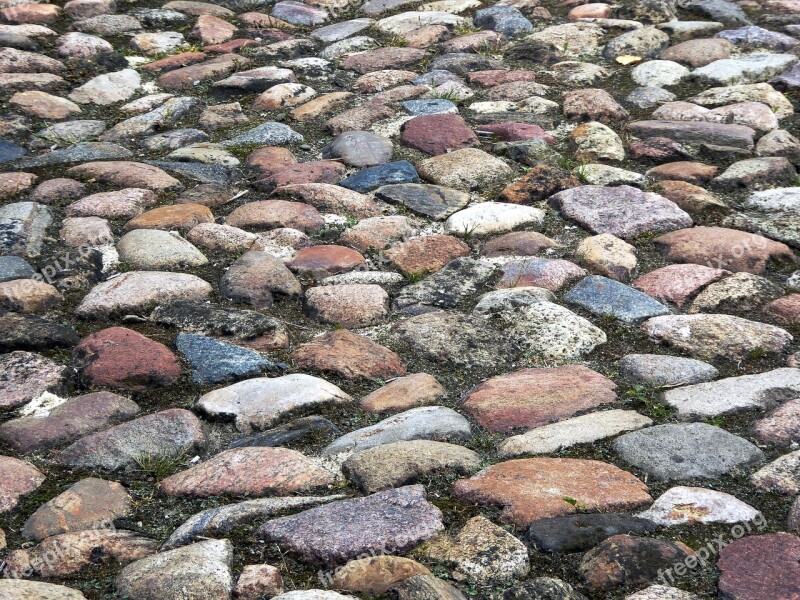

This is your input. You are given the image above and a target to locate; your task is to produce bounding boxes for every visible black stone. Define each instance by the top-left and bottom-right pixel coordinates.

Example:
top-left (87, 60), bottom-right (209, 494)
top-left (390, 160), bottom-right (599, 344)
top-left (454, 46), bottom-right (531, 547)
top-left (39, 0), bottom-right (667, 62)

top-left (526, 514), bottom-right (657, 553)
top-left (0, 311), bottom-right (80, 352)
top-left (228, 416), bottom-right (340, 449)
top-left (150, 300), bottom-right (283, 340)
top-left (504, 577), bottom-right (587, 600)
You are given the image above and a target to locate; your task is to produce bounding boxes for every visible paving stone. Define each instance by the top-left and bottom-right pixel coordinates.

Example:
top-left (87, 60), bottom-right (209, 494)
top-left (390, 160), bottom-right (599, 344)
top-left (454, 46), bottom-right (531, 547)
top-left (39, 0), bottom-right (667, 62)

top-left (548, 186), bottom-right (692, 240)
top-left (324, 405), bottom-right (471, 456)
top-left (638, 486), bottom-right (761, 526)
top-left (0, 581), bottom-right (88, 598)
top-left (453, 458), bottom-right (652, 528)
top-left (0, 455), bottom-right (45, 513)
top-left (401, 114), bottom-right (478, 156)
top-left (500, 410), bottom-right (653, 458)
top-left (717, 533), bottom-right (800, 600)
top-left (58, 408), bottom-right (206, 471)
top-left (565, 275), bottom-right (670, 324)
top-left (360, 373), bottom-right (446, 413)
top-left (0, 312), bottom-right (80, 352)
top-left (527, 513), bottom-right (657, 553)
top-left (305, 283), bottom-right (389, 327)
top-left (331, 556), bottom-right (431, 595)
top-left (259, 485), bottom-right (444, 565)
top-left (0, 350), bottom-right (68, 409)
top-left (293, 329), bottom-right (405, 380)
top-left (618, 354), bottom-right (718, 387)
top-left (416, 148), bottom-right (512, 191)
top-left (22, 477), bottom-right (132, 541)
top-left (579, 535), bottom-right (694, 590)
top-left (750, 450), bottom-right (800, 494)
top-left (343, 440), bottom-right (480, 493)
top-left (197, 373), bottom-right (350, 433)
top-left (462, 365), bottom-right (617, 433)
top-left (160, 447), bottom-right (338, 498)
top-left (613, 423), bottom-right (764, 480)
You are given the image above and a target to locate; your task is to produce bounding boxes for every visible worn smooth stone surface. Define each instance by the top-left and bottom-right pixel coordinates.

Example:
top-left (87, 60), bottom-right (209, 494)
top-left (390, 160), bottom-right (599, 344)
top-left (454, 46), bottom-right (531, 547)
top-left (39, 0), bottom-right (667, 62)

top-left (452, 458), bottom-right (652, 528)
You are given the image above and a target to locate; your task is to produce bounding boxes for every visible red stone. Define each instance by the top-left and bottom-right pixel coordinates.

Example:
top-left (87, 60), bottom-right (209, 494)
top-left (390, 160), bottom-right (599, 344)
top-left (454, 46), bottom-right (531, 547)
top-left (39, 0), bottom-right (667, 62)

top-left (452, 458), bottom-right (652, 528)
top-left (764, 294), bottom-right (800, 324)
top-left (226, 199), bottom-right (324, 233)
top-left (496, 258), bottom-right (586, 291)
top-left (653, 227), bottom-right (796, 274)
top-left (467, 70), bottom-right (536, 88)
top-left (287, 245), bottom-right (366, 277)
top-left (0, 456), bottom-right (45, 514)
top-left (141, 52), bottom-right (208, 73)
top-left (73, 327), bottom-right (181, 390)
top-left (246, 146), bottom-right (296, 175)
top-left (462, 366), bottom-right (617, 432)
top-left (254, 161), bottom-right (346, 192)
top-left (401, 114), bottom-right (478, 156)
top-left (385, 235), bottom-right (469, 276)
top-left (202, 38), bottom-right (259, 53)
top-left (633, 264), bottom-right (730, 307)
top-left (482, 231), bottom-right (561, 257)
top-left (718, 533), bottom-right (800, 600)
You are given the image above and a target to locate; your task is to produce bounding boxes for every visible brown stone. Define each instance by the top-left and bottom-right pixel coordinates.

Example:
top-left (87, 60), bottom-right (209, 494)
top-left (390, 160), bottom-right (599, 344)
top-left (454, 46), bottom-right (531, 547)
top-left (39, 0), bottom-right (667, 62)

top-left (73, 327), bottom-right (181, 390)
top-left (579, 535), bottom-right (694, 589)
top-left (340, 215), bottom-right (413, 252)
top-left (1, 3), bottom-right (61, 24)
top-left (246, 146), bottom-right (296, 175)
top-left (633, 263), bottom-right (731, 307)
top-left (628, 137), bottom-right (692, 163)
top-left (290, 91), bottom-right (353, 121)
top-left (718, 533), bottom-right (800, 600)
top-left (0, 392), bottom-right (140, 455)
top-left (646, 161), bottom-right (718, 184)
top-left (203, 38), bottom-right (258, 53)
top-left (8, 530), bottom-right (157, 578)
top-left (305, 284), bottom-right (389, 327)
top-left (274, 183), bottom-right (381, 219)
top-left (563, 88), bottom-right (629, 123)
top-left (66, 161), bottom-right (183, 193)
top-left (764, 293), bottom-right (800, 324)
top-left (325, 98), bottom-right (395, 135)
top-left (361, 373), bottom-right (446, 414)
top-left (482, 231), bottom-right (561, 257)
top-left (442, 30), bottom-right (505, 53)
top-left (401, 114), bottom-right (478, 156)
top-left (453, 458), bottom-right (650, 528)
top-left (292, 329), bottom-right (406, 380)
top-left (403, 24), bottom-right (449, 47)
top-left (22, 478), bottom-right (132, 541)
top-left (498, 163), bottom-right (581, 204)
top-left (340, 47), bottom-right (427, 74)
top-left (0, 279), bottom-right (62, 313)
top-left (287, 245), bottom-right (366, 278)
top-left (385, 234), bottom-right (469, 276)
top-left (463, 366), bottom-right (617, 432)
top-left (0, 456), bottom-right (45, 513)
top-left (660, 38), bottom-right (733, 68)
top-left (226, 199), bottom-right (324, 233)
top-left (568, 2), bottom-right (611, 18)
top-left (234, 564), bottom-right (284, 600)
top-left (239, 12), bottom-right (295, 29)
top-left (220, 250), bottom-right (302, 309)
top-left (125, 202), bottom-right (214, 231)
top-left (468, 69), bottom-right (536, 87)
top-left (10, 90), bottom-right (80, 119)
top-left (332, 556), bottom-right (432, 594)
top-left (653, 226), bottom-right (796, 274)
top-left (653, 180), bottom-right (728, 215)
top-left (160, 447), bottom-right (337, 498)
top-left (0, 171), bottom-right (36, 200)
top-left (575, 233), bottom-right (637, 282)
top-left (142, 51), bottom-right (207, 73)
top-left (191, 14), bottom-right (236, 44)
top-left (254, 161), bottom-right (346, 193)
top-left (157, 53), bottom-right (244, 89)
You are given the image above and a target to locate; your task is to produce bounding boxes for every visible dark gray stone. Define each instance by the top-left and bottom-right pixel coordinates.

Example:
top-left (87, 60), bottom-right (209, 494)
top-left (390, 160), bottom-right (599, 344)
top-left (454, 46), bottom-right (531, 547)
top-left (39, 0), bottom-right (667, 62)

top-left (176, 333), bottom-right (278, 385)
top-left (395, 575), bottom-right (468, 599)
top-left (340, 160), bottom-right (420, 193)
top-left (228, 416), bottom-right (338, 449)
top-left (220, 122), bottom-right (303, 147)
top-left (564, 276), bottom-right (670, 324)
top-left (402, 99), bottom-right (457, 116)
top-left (628, 120), bottom-right (756, 149)
top-left (393, 257), bottom-right (495, 315)
top-left (430, 53), bottom-right (505, 76)
top-left (13, 142), bottom-right (132, 168)
top-left (504, 578), bottom-right (586, 600)
top-left (683, 0), bottom-right (751, 25)
top-left (376, 183), bottom-right (469, 219)
top-left (0, 32), bottom-right (39, 52)
top-left (151, 300), bottom-right (285, 341)
top-left (0, 139), bottom-right (25, 162)
top-left (0, 255), bottom-right (35, 282)
top-left (716, 26), bottom-right (799, 51)
top-left (526, 514), bottom-right (657, 553)
top-left (141, 129), bottom-right (209, 152)
top-left (0, 312), bottom-right (79, 352)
